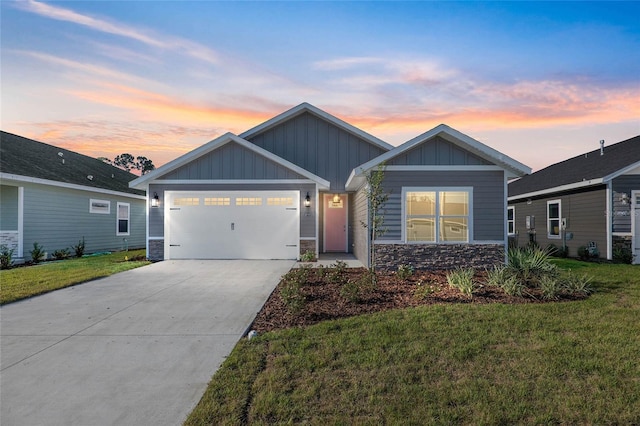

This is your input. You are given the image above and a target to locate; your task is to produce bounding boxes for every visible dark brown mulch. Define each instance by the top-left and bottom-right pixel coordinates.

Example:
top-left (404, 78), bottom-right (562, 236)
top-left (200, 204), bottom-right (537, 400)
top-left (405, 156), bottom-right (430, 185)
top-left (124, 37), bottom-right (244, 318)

top-left (251, 267), bottom-right (587, 333)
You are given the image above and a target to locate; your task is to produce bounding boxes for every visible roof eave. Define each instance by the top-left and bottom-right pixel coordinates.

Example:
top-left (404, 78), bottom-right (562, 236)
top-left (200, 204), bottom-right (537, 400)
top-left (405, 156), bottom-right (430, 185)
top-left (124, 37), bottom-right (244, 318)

top-left (508, 178), bottom-right (605, 201)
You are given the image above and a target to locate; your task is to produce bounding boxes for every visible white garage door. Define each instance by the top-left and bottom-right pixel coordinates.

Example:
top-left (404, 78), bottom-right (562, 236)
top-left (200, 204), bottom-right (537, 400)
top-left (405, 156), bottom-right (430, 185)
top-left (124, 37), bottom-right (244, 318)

top-left (165, 190), bottom-right (300, 260)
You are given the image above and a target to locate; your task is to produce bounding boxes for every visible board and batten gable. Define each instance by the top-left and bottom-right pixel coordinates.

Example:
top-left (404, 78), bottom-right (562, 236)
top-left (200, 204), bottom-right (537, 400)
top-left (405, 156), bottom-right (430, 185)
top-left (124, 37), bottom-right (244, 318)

top-left (160, 141), bottom-right (308, 181)
top-left (245, 111), bottom-right (389, 191)
top-left (386, 136), bottom-right (493, 166)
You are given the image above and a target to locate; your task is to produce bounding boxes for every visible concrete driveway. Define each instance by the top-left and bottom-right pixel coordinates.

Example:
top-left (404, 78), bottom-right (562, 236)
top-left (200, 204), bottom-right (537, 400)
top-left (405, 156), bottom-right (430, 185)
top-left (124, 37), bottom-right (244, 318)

top-left (0, 259), bottom-right (294, 426)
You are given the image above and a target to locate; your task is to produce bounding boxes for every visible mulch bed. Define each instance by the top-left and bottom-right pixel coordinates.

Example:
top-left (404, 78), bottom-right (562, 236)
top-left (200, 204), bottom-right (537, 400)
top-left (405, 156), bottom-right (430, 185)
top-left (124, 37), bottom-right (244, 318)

top-left (251, 267), bottom-right (587, 333)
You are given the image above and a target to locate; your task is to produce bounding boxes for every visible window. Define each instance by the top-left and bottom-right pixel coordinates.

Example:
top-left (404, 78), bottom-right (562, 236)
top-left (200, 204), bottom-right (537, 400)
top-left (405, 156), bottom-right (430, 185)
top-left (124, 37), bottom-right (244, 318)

top-left (236, 197), bottom-right (262, 206)
top-left (90, 199), bottom-right (110, 214)
top-left (267, 197), bottom-right (293, 206)
top-left (547, 200), bottom-right (561, 239)
top-left (404, 188), bottom-right (470, 243)
top-left (116, 202), bottom-right (130, 236)
top-left (174, 197), bottom-right (200, 206)
top-left (204, 197), bottom-right (230, 206)
top-left (507, 206), bottom-right (515, 235)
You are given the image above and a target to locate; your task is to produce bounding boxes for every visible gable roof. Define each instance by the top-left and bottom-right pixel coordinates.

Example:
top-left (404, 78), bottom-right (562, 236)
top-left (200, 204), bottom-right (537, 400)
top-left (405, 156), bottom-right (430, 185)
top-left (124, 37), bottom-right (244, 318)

top-left (509, 135), bottom-right (640, 199)
top-left (129, 132), bottom-right (330, 190)
top-left (0, 131), bottom-right (144, 197)
top-left (239, 102), bottom-right (394, 152)
top-left (346, 124), bottom-right (531, 190)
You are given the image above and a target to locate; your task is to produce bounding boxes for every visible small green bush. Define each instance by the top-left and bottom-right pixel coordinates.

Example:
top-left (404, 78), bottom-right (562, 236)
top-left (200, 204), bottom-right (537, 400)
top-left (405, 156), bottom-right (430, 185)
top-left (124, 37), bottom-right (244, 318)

top-left (547, 243), bottom-right (568, 258)
top-left (30, 242), bottom-right (46, 264)
top-left (613, 247), bottom-right (633, 264)
top-left (447, 268), bottom-right (475, 297)
top-left (396, 264), bottom-right (415, 280)
top-left (341, 270), bottom-right (376, 302)
top-left (413, 279), bottom-right (438, 300)
top-left (0, 245), bottom-right (15, 269)
top-left (485, 265), bottom-right (524, 296)
top-left (72, 237), bottom-right (86, 258)
top-left (561, 271), bottom-right (594, 295)
top-left (327, 260), bottom-right (348, 284)
top-left (299, 250), bottom-right (316, 262)
top-left (52, 248), bottom-right (70, 260)
top-left (538, 275), bottom-right (563, 300)
top-left (280, 269), bottom-right (308, 314)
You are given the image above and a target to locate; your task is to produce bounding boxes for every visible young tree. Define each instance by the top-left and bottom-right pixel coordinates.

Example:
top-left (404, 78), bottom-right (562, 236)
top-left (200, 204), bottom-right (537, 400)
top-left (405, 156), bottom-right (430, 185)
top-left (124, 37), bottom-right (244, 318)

top-left (135, 156), bottom-right (155, 175)
top-left (360, 163), bottom-right (389, 279)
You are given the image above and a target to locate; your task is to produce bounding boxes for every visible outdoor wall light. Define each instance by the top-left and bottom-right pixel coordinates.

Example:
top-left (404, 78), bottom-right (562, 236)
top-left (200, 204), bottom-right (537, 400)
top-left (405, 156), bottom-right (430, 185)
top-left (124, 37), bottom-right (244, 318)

top-left (304, 192), bottom-right (311, 208)
top-left (151, 192), bottom-right (160, 208)
top-left (620, 192), bottom-right (629, 205)
top-left (333, 194), bottom-right (340, 203)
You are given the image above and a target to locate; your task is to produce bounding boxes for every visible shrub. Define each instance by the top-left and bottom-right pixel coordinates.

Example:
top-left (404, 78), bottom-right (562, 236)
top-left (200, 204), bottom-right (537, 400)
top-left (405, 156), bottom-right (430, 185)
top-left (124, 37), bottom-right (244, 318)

top-left (299, 250), bottom-right (316, 262)
top-left (327, 260), bottom-right (348, 284)
top-left (0, 245), bottom-right (15, 269)
top-left (539, 275), bottom-right (563, 300)
top-left (507, 246), bottom-right (557, 286)
top-left (30, 242), bottom-right (46, 263)
top-left (547, 243), bottom-right (568, 258)
top-left (341, 270), bottom-right (376, 302)
top-left (413, 279), bottom-right (438, 300)
top-left (72, 238), bottom-right (86, 258)
top-left (613, 247), bottom-right (634, 264)
top-left (396, 264), bottom-right (415, 280)
top-left (280, 269), bottom-right (308, 314)
top-left (485, 265), bottom-right (524, 297)
top-left (447, 268), bottom-right (475, 298)
top-left (561, 271), bottom-right (594, 295)
top-left (577, 246), bottom-right (590, 260)
top-left (52, 248), bottom-right (70, 260)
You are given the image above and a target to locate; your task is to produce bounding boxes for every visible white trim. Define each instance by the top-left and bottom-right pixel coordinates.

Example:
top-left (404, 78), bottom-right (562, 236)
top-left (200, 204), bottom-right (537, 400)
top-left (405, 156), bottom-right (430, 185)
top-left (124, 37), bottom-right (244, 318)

top-left (145, 184), bottom-right (150, 258)
top-left (151, 179), bottom-right (319, 185)
top-left (130, 132), bottom-right (330, 190)
top-left (504, 173), bottom-right (509, 264)
top-left (300, 237), bottom-right (316, 240)
top-left (346, 124), bottom-right (530, 191)
top-left (546, 199), bottom-right (562, 240)
top-left (315, 185), bottom-right (320, 256)
top-left (89, 199), bottom-right (111, 214)
top-left (385, 165), bottom-right (506, 172)
top-left (606, 183), bottom-right (612, 260)
top-left (508, 178), bottom-right (604, 201)
top-left (17, 186), bottom-right (24, 259)
top-left (401, 186), bottom-right (474, 244)
top-left (507, 206), bottom-right (516, 236)
top-left (322, 193), bottom-right (349, 253)
top-left (612, 232), bottom-right (633, 236)
top-left (239, 102), bottom-right (394, 151)
top-left (0, 172), bottom-right (146, 200)
top-left (116, 202), bottom-right (130, 236)
top-left (148, 236), bottom-right (164, 240)
top-left (602, 160), bottom-right (640, 182)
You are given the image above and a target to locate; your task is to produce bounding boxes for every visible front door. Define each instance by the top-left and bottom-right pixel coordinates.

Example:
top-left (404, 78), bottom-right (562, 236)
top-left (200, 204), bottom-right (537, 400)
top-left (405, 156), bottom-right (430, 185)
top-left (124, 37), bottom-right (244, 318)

top-left (324, 193), bottom-right (347, 252)
top-left (633, 191), bottom-right (640, 265)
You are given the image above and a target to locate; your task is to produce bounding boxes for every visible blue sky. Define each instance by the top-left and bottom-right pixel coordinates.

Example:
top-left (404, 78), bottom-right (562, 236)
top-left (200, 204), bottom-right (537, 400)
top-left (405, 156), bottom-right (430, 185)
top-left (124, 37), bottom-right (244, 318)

top-left (2, 1), bottom-right (639, 171)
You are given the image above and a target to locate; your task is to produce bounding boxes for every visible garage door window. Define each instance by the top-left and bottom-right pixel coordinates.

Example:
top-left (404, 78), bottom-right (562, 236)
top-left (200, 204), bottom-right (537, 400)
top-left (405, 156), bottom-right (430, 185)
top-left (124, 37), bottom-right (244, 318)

top-left (205, 197), bottom-right (230, 206)
top-left (174, 197), bottom-right (200, 206)
top-left (236, 197), bottom-right (262, 206)
top-left (267, 197), bottom-right (294, 206)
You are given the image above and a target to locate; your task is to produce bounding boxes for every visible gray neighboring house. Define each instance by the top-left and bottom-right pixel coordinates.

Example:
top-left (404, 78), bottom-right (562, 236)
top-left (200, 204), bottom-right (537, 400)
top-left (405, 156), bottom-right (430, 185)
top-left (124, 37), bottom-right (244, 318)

top-left (130, 103), bottom-right (530, 269)
top-left (0, 131), bottom-right (146, 262)
top-left (508, 135), bottom-right (640, 264)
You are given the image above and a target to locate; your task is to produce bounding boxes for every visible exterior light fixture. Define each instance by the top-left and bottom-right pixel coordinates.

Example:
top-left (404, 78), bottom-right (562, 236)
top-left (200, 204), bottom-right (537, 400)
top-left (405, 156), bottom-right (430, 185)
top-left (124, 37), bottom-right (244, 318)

top-left (151, 192), bottom-right (160, 208)
top-left (304, 192), bottom-right (311, 208)
top-left (333, 194), bottom-right (340, 203)
top-left (621, 192), bottom-right (629, 205)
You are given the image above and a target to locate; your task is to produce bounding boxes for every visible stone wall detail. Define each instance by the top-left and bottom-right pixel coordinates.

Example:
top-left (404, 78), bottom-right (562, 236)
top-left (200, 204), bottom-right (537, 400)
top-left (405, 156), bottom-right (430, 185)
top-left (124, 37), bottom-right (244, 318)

top-left (149, 239), bottom-right (164, 261)
top-left (374, 243), bottom-right (505, 271)
top-left (300, 240), bottom-right (316, 257)
top-left (612, 235), bottom-right (632, 252)
top-left (0, 231), bottom-right (19, 252)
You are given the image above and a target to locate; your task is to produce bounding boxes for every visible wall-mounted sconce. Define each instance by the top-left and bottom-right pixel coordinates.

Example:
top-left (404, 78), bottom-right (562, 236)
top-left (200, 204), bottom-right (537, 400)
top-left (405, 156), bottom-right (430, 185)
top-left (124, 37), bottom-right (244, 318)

top-left (151, 192), bottom-right (160, 208)
top-left (620, 192), bottom-right (629, 205)
top-left (527, 198), bottom-right (532, 205)
top-left (304, 192), bottom-right (311, 208)
top-left (332, 194), bottom-right (340, 203)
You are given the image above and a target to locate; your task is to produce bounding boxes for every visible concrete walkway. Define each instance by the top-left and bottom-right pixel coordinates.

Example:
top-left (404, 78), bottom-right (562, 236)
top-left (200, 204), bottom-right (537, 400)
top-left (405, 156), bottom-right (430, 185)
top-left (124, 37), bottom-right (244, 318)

top-left (0, 260), bottom-right (294, 426)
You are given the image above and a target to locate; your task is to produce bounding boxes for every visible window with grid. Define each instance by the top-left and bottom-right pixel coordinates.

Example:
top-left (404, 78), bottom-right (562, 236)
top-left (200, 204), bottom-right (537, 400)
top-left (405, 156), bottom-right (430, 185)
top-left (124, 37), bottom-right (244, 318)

top-left (204, 197), bottom-right (230, 206)
top-left (507, 206), bottom-right (515, 235)
top-left (116, 202), bottom-right (130, 236)
top-left (236, 197), bottom-right (263, 206)
top-left (547, 200), bottom-right (561, 238)
top-left (405, 189), bottom-right (470, 243)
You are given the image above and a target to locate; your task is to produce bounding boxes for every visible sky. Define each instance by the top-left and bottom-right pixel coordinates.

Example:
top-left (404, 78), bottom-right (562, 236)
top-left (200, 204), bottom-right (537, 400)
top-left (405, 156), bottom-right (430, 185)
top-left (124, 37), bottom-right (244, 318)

top-left (1, 1), bottom-right (639, 173)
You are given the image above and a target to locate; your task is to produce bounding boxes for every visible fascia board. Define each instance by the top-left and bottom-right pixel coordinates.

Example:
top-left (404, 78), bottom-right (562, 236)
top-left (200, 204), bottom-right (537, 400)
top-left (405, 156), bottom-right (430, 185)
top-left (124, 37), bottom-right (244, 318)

top-left (130, 132), bottom-right (237, 189)
top-left (239, 102), bottom-right (394, 152)
top-left (507, 178), bottom-right (604, 201)
top-left (602, 160), bottom-right (640, 182)
top-left (1, 172), bottom-right (147, 200)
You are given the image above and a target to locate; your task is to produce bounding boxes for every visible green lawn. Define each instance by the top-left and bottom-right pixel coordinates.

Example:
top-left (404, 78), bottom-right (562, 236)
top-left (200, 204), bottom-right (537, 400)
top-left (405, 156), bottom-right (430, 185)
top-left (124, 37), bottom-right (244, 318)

top-left (185, 260), bottom-right (640, 425)
top-left (0, 249), bottom-right (150, 304)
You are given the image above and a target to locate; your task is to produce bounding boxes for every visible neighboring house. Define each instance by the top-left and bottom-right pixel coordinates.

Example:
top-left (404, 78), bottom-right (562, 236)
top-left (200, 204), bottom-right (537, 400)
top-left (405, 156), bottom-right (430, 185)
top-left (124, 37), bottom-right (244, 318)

top-left (130, 103), bottom-right (530, 269)
top-left (0, 131), bottom-right (146, 262)
top-left (508, 136), bottom-right (640, 264)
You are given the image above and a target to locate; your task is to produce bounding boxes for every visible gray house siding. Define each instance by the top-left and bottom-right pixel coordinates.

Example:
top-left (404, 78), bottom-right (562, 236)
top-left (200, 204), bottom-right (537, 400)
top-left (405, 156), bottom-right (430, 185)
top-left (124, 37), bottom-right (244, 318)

top-left (387, 136), bottom-right (492, 166)
top-left (246, 112), bottom-right (387, 191)
top-left (378, 170), bottom-right (505, 242)
top-left (509, 187), bottom-right (607, 257)
top-left (612, 175), bottom-right (640, 233)
top-left (161, 141), bottom-right (306, 181)
top-left (1, 185), bottom-right (19, 230)
top-left (149, 182), bottom-right (316, 239)
top-left (353, 186), bottom-right (369, 266)
top-left (19, 182), bottom-right (145, 258)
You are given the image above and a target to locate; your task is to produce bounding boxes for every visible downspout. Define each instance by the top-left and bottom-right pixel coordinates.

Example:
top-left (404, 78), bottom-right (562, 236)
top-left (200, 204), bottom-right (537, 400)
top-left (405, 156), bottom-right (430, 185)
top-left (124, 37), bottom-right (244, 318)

top-left (606, 182), bottom-right (612, 260)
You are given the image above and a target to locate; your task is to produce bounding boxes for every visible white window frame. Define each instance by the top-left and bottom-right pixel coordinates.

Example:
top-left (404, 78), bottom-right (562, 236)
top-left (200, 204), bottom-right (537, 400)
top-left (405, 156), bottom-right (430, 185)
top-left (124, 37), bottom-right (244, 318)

top-left (116, 202), bottom-right (130, 236)
top-left (89, 199), bottom-right (110, 214)
top-left (547, 199), bottom-right (561, 239)
top-left (401, 187), bottom-right (473, 244)
top-left (507, 206), bottom-right (516, 236)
